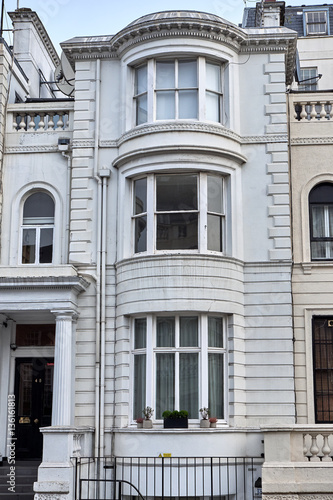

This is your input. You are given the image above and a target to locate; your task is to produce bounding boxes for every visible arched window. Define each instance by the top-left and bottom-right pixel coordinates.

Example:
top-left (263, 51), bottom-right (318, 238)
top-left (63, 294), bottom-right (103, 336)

top-left (22, 192), bottom-right (54, 264)
top-left (309, 182), bottom-right (333, 260)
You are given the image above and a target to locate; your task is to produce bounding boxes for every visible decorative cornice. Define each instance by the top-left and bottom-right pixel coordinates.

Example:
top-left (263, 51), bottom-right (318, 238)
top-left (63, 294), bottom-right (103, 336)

top-left (8, 9), bottom-right (60, 68)
top-left (61, 11), bottom-right (297, 84)
top-left (5, 145), bottom-right (59, 154)
top-left (72, 139), bottom-right (95, 149)
top-left (291, 137), bottom-right (333, 145)
top-left (0, 275), bottom-right (89, 293)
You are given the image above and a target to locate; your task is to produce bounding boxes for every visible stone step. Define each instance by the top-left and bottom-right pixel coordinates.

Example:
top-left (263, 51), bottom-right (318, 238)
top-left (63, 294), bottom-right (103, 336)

top-left (0, 461), bottom-right (39, 500)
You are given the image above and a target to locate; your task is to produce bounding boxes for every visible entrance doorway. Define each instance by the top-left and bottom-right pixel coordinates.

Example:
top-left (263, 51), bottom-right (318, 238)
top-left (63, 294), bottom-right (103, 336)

top-left (14, 357), bottom-right (54, 459)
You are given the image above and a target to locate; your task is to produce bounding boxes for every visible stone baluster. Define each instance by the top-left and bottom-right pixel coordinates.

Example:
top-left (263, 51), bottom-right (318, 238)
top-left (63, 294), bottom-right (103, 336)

top-left (47, 113), bottom-right (55, 130)
top-left (320, 102), bottom-right (327, 120)
top-left (309, 433), bottom-right (321, 462)
top-left (321, 434), bottom-right (332, 462)
top-left (303, 433), bottom-right (310, 461)
top-left (13, 114), bottom-right (19, 132)
top-left (300, 103), bottom-right (307, 121)
top-left (38, 113), bottom-right (45, 131)
top-left (28, 114), bottom-right (36, 131)
top-left (56, 112), bottom-right (64, 130)
top-left (329, 103), bottom-right (333, 121)
top-left (310, 103), bottom-right (317, 120)
top-left (18, 114), bottom-right (26, 131)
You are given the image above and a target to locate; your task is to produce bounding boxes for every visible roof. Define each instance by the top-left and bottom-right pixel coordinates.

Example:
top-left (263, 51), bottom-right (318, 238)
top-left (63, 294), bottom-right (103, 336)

top-left (243, 3), bottom-right (333, 36)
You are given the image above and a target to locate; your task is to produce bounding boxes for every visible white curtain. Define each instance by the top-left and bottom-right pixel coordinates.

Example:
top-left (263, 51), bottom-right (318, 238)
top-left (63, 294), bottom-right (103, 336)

top-left (180, 353), bottom-right (198, 418)
top-left (209, 353), bottom-right (224, 419)
top-left (156, 353), bottom-right (175, 419)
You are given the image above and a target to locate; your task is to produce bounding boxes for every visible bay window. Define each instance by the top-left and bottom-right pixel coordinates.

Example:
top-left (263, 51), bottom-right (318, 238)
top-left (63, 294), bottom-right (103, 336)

top-left (132, 314), bottom-right (226, 422)
top-left (134, 57), bottom-right (223, 125)
top-left (132, 172), bottom-right (225, 254)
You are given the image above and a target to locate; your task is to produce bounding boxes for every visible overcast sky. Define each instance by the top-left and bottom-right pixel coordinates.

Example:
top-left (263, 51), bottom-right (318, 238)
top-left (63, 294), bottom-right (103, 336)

top-left (2, 0), bottom-right (329, 53)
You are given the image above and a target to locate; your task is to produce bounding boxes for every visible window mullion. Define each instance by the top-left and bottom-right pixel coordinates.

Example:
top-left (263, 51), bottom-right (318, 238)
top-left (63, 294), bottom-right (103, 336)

top-left (201, 315), bottom-right (209, 410)
top-left (36, 227), bottom-right (41, 264)
top-left (200, 173), bottom-right (207, 252)
top-left (175, 60), bottom-right (179, 119)
top-left (147, 174), bottom-right (154, 254)
top-left (147, 59), bottom-right (154, 122)
top-left (198, 56), bottom-right (205, 121)
top-left (146, 316), bottom-right (154, 411)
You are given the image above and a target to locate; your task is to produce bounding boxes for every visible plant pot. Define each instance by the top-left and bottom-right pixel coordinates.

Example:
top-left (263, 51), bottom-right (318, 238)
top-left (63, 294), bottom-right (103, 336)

top-left (210, 422), bottom-right (217, 428)
top-left (137, 422), bottom-right (143, 429)
top-left (163, 417), bottom-right (188, 429)
top-left (143, 419), bottom-right (153, 429)
top-left (200, 419), bottom-right (210, 428)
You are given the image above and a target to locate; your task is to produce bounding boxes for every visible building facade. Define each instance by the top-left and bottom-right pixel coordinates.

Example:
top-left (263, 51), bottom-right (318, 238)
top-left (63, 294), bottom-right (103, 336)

top-left (1, 3), bottom-right (333, 500)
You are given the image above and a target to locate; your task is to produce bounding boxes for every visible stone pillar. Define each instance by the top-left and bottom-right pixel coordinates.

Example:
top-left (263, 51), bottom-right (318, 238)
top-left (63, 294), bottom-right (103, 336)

top-left (51, 310), bottom-right (77, 426)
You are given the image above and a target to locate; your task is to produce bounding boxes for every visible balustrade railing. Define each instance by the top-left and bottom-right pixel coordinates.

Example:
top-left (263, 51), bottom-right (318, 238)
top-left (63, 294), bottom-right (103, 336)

top-left (303, 431), bottom-right (333, 462)
top-left (7, 101), bottom-right (74, 132)
top-left (291, 93), bottom-right (333, 121)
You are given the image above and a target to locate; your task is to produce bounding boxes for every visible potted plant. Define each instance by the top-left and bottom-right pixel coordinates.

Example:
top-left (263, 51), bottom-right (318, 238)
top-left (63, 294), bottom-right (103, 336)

top-left (143, 406), bottom-right (153, 428)
top-left (136, 417), bottom-right (143, 428)
top-left (199, 407), bottom-right (210, 428)
top-left (209, 417), bottom-right (218, 428)
top-left (162, 410), bottom-right (189, 428)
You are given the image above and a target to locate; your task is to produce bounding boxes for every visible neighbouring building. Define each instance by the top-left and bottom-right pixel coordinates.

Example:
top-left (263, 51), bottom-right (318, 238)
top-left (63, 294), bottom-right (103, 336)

top-left (0, 3), bottom-right (332, 500)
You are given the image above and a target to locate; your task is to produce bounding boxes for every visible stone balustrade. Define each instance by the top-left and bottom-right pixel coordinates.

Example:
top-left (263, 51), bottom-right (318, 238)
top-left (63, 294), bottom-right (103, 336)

top-left (291, 92), bottom-right (333, 121)
top-left (7, 101), bottom-right (74, 132)
top-left (303, 430), bottom-right (333, 462)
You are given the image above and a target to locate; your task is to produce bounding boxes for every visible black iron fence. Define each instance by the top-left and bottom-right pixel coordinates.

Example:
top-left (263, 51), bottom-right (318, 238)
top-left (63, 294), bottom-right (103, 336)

top-left (74, 456), bottom-right (263, 500)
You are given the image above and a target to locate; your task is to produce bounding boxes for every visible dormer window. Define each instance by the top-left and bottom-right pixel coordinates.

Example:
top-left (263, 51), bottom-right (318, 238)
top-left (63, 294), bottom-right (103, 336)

top-left (304, 10), bottom-right (329, 35)
top-left (134, 57), bottom-right (224, 126)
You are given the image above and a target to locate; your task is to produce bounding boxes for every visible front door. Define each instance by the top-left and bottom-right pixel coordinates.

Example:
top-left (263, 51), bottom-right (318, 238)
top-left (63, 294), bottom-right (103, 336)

top-left (15, 357), bottom-right (54, 459)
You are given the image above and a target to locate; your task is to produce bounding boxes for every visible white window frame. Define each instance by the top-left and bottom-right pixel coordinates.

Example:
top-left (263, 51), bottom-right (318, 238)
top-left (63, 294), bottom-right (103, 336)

top-left (131, 314), bottom-right (227, 423)
top-left (304, 9), bottom-right (329, 35)
top-left (131, 172), bottom-right (226, 255)
top-left (133, 57), bottom-right (224, 126)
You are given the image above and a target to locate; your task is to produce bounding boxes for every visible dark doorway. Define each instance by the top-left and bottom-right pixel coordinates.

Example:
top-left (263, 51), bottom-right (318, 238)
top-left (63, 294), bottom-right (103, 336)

top-left (14, 357), bottom-right (54, 459)
top-left (313, 317), bottom-right (333, 423)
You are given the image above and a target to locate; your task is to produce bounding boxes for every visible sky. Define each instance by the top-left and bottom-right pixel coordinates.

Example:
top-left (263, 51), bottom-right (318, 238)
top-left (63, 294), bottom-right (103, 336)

top-left (1, 0), bottom-right (330, 54)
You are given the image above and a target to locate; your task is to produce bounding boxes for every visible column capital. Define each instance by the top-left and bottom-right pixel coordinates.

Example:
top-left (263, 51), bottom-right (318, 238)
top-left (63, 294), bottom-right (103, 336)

top-left (51, 309), bottom-right (78, 321)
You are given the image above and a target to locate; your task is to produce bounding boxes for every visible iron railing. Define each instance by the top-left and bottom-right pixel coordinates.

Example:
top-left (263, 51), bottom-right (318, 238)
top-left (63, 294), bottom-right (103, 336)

top-left (74, 456), bottom-right (263, 500)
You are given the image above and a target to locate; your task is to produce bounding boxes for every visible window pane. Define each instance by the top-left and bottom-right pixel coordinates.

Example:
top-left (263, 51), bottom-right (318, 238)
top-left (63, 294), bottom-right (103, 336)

top-left (180, 353), bottom-right (198, 418)
top-left (179, 90), bottom-right (198, 119)
top-left (135, 318), bottom-right (146, 349)
top-left (312, 206), bottom-right (325, 237)
top-left (23, 192), bottom-right (54, 220)
top-left (156, 61), bottom-right (175, 89)
top-left (329, 206), bottom-right (333, 236)
top-left (135, 216), bottom-right (147, 253)
top-left (157, 317), bottom-right (175, 347)
top-left (178, 60), bottom-right (197, 88)
top-left (135, 65), bottom-right (147, 94)
top-left (156, 213), bottom-right (198, 250)
top-left (207, 214), bottom-right (223, 252)
top-left (156, 175), bottom-right (197, 211)
top-left (156, 353), bottom-right (175, 419)
top-left (22, 228), bottom-right (36, 264)
top-left (208, 175), bottom-right (223, 214)
top-left (206, 63), bottom-right (221, 92)
top-left (208, 317), bottom-right (223, 347)
top-left (206, 92), bottom-right (220, 122)
top-left (134, 178), bottom-right (147, 215)
top-left (134, 354), bottom-right (146, 419)
top-left (312, 241), bottom-right (327, 259)
top-left (40, 228), bottom-right (53, 263)
top-left (136, 94), bottom-right (147, 125)
top-left (180, 316), bottom-right (198, 347)
top-left (209, 353), bottom-right (224, 419)
top-left (156, 91), bottom-right (175, 119)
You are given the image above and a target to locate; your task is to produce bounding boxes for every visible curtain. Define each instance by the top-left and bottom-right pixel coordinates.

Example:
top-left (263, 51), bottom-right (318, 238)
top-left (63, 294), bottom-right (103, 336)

top-left (133, 354), bottom-right (146, 419)
top-left (156, 353), bottom-right (175, 419)
top-left (179, 353), bottom-right (198, 418)
top-left (208, 317), bottom-right (223, 348)
top-left (208, 353), bottom-right (224, 419)
top-left (180, 316), bottom-right (198, 347)
top-left (157, 317), bottom-right (175, 347)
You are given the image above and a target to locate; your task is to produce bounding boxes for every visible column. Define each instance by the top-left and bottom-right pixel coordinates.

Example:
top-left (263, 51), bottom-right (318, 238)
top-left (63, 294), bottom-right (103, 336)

top-left (51, 310), bottom-right (77, 426)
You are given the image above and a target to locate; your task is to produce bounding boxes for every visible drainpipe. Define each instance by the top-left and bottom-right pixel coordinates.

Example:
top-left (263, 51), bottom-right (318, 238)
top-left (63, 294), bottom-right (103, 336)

top-left (99, 169), bottom-right (110, 460)
top-left (94, 59), bottom-right (102, 461)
